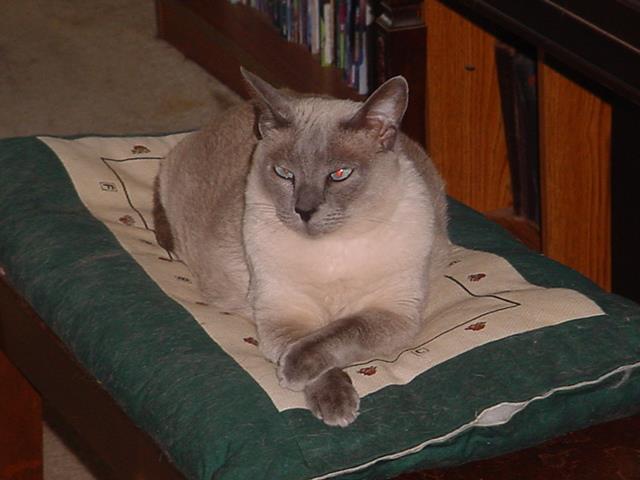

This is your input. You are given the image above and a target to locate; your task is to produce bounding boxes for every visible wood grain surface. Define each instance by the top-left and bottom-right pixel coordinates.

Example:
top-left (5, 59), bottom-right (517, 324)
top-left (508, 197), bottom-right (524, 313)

top-left (538, 58), bottom-right (612, 290)
top-left (0, 350), bottom-right (42, 480)
top-left (424, 0), bottom-right (511, 213)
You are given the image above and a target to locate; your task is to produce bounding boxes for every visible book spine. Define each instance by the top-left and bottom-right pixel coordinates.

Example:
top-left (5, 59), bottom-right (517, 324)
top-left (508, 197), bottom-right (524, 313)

top-left (344, 0), bottom-right (353, 81)
top-left (319, 0), bottom-right (326, 61)
top-left (321, 0), bottom-right (334, 66)
top-left (309, 0), bottom-right (318, 52)
top-left (358, 0), bottom-right (373, 94)
top-left (280, 0), bottom-right (288, 37)
top-left (336, 0), bottom-right (346, 69)
top-left (286, 0), bottom-right (292, 41)
top-left (299, 0), bottom-right (307, 46)
top-left (291, 0), bottom-right (297, 43)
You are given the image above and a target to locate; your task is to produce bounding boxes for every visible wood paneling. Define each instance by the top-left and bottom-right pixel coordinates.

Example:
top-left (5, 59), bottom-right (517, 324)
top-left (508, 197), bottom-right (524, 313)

top-left (539, 58), bottom-right (612, 290)
top-left (0, 351), bottom-right (42, 480)
top-left (428, 0), bottom-right (640, 107)
top-left (424, 0), bottom-right (511, 213)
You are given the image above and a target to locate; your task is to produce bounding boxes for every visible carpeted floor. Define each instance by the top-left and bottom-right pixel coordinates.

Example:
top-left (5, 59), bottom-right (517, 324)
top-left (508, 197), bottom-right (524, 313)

top-left (0, 1), bottom-right (240, 478)
top-left (0, 0), bottom-right (239, 139)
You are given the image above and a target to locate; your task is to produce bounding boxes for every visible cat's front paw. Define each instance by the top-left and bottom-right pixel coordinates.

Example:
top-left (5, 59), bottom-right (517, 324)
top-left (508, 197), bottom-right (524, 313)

top-left (277, 340), bottom-right (333, 391)
top-left (304, 368), bottom-right (360, 427)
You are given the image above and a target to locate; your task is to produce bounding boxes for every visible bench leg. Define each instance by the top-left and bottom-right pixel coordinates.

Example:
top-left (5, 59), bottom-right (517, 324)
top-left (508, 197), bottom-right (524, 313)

top-left (0, 350), bottom-right (43, 480)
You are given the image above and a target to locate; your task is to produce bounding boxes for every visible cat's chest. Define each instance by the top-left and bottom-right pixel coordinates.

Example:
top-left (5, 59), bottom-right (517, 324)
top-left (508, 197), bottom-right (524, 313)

top-left (243, 163), bottom-right (434, 313)
top-left (253, 210), bottom-right (430, 291)
top-left (280, 233), bottom-right (397, 282)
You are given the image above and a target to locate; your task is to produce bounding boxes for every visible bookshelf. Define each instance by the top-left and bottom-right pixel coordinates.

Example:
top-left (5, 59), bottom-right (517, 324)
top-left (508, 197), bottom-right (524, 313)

top-left (155, 0), bottom-right (426, 144)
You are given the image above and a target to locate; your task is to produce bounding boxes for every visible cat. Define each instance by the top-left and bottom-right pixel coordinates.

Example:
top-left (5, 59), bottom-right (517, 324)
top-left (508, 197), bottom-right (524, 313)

top-left (153, 68), bottom-right (450, 427)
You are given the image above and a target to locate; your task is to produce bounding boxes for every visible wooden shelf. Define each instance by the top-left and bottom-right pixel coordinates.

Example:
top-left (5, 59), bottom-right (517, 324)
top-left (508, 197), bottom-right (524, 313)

top-left (156, 0), bottom-right (363, 101)
top-left (155, 0), bottom-right (427, 144)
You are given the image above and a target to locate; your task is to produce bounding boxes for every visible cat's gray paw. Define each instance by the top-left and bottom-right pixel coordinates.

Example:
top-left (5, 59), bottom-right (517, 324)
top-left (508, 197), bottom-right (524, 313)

top-left (304, 368), bottom-right (360, 427)
top-left (277, 340), bottom-right (333, 391)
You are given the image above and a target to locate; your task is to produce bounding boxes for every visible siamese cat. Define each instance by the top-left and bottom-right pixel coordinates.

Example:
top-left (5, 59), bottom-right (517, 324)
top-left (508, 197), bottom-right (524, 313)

top-left (153, 68), bottom-right (449, 427)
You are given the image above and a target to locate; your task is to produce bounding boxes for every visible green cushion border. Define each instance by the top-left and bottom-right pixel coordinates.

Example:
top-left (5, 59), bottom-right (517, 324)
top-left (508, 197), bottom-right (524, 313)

top-left (0, 136), bottom-right (290, 479)
top-left (1, 136), bottom-right (639, 480)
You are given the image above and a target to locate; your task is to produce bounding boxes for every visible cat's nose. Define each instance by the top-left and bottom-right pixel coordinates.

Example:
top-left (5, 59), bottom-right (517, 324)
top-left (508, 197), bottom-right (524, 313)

top-left (295, 206), bottom-right (317, 223)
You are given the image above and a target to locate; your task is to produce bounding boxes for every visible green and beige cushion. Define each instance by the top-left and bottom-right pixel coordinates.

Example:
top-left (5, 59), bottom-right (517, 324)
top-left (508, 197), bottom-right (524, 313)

top-left (1, 134), bottom-right (639, 480)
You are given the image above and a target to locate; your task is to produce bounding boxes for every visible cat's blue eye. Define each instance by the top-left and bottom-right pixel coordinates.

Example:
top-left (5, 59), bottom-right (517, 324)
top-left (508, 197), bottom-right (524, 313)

top-left (274, 165), bottom-right (294, 180)
top-left (329, 167), bottom-right (353, 182)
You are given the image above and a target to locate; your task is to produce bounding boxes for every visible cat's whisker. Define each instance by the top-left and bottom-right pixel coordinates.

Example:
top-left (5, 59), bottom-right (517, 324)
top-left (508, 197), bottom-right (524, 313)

top-left (245, 202), bottom-right (277, 209)
top-left (246, 216), bottom-right (282, 234)
top-left (245, 206), bottom-right (280, 217)
top-left (359, 216), bottom-right (421, 227)
top-left (246, 215), bottom-right (280, 227)
top-left (246, 210), bottom-right (278, 219)
top-left (245, 205), bottom-right (278, 214)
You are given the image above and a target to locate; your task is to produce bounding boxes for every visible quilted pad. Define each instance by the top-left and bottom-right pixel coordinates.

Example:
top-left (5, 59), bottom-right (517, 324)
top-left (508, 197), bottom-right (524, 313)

top-left (1, 134), bottom-right (639, 480)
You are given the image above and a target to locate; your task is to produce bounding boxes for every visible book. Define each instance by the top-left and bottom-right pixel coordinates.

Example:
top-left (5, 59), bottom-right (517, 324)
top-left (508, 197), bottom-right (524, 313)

top-left (336, 0), bottom-right (346, 70)
top-left (320, 0), bottom-right (334, 66)
top-left (310, 0), bottom-right (320, 53)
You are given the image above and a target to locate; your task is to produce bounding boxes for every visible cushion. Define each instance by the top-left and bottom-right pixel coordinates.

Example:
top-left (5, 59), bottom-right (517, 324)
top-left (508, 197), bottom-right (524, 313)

top-left (1, 134), bottom-right (639, 480)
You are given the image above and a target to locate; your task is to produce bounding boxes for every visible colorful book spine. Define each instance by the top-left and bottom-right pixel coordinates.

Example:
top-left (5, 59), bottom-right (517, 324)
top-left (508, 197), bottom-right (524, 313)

top-left (240, 0), bottom-right (373, 94)
top-left (336, 0), bottom-right (347, 70)
top-left (357, 0), bottom-right (373, 94)
top-left (321, 0), bottom-right (334, 66)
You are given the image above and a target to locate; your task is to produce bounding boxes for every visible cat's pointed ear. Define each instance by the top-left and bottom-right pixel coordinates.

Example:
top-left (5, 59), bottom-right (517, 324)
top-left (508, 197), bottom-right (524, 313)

top-left (345, 76), bottom-right (408, 151)
top-left (241, 67), bottom-right (293, 137)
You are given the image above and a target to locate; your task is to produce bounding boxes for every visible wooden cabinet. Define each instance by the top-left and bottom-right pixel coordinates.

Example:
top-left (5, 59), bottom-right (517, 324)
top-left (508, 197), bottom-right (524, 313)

top-left (421, 0), bottom-right (640, 300)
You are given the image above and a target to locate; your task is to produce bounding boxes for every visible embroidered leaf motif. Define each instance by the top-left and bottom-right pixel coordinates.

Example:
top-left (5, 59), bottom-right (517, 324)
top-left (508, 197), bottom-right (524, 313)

top-left (358, 366), bottom-right (377, 376)
top-left (243, 337), bottom-right (259, 346)
top-left (132, 145), bottom-right (151, 154)
top-left (118, 215), bottom-right (135, 226)
top-left (468, 273), bottom-right (486, 282)
top-left (465, 322), bottom-right (486, 331)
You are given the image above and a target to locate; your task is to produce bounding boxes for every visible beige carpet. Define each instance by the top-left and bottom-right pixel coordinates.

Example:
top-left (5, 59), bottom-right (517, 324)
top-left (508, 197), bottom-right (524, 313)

top-left (0, 0), bottom-right (239, 138)
top-left (0, 1), bottom-right (240, 478)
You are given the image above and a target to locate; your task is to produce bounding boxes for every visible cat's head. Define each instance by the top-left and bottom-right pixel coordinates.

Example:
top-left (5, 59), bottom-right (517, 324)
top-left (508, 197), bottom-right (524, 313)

top-left (242, 68), bottom-right (408, 237)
